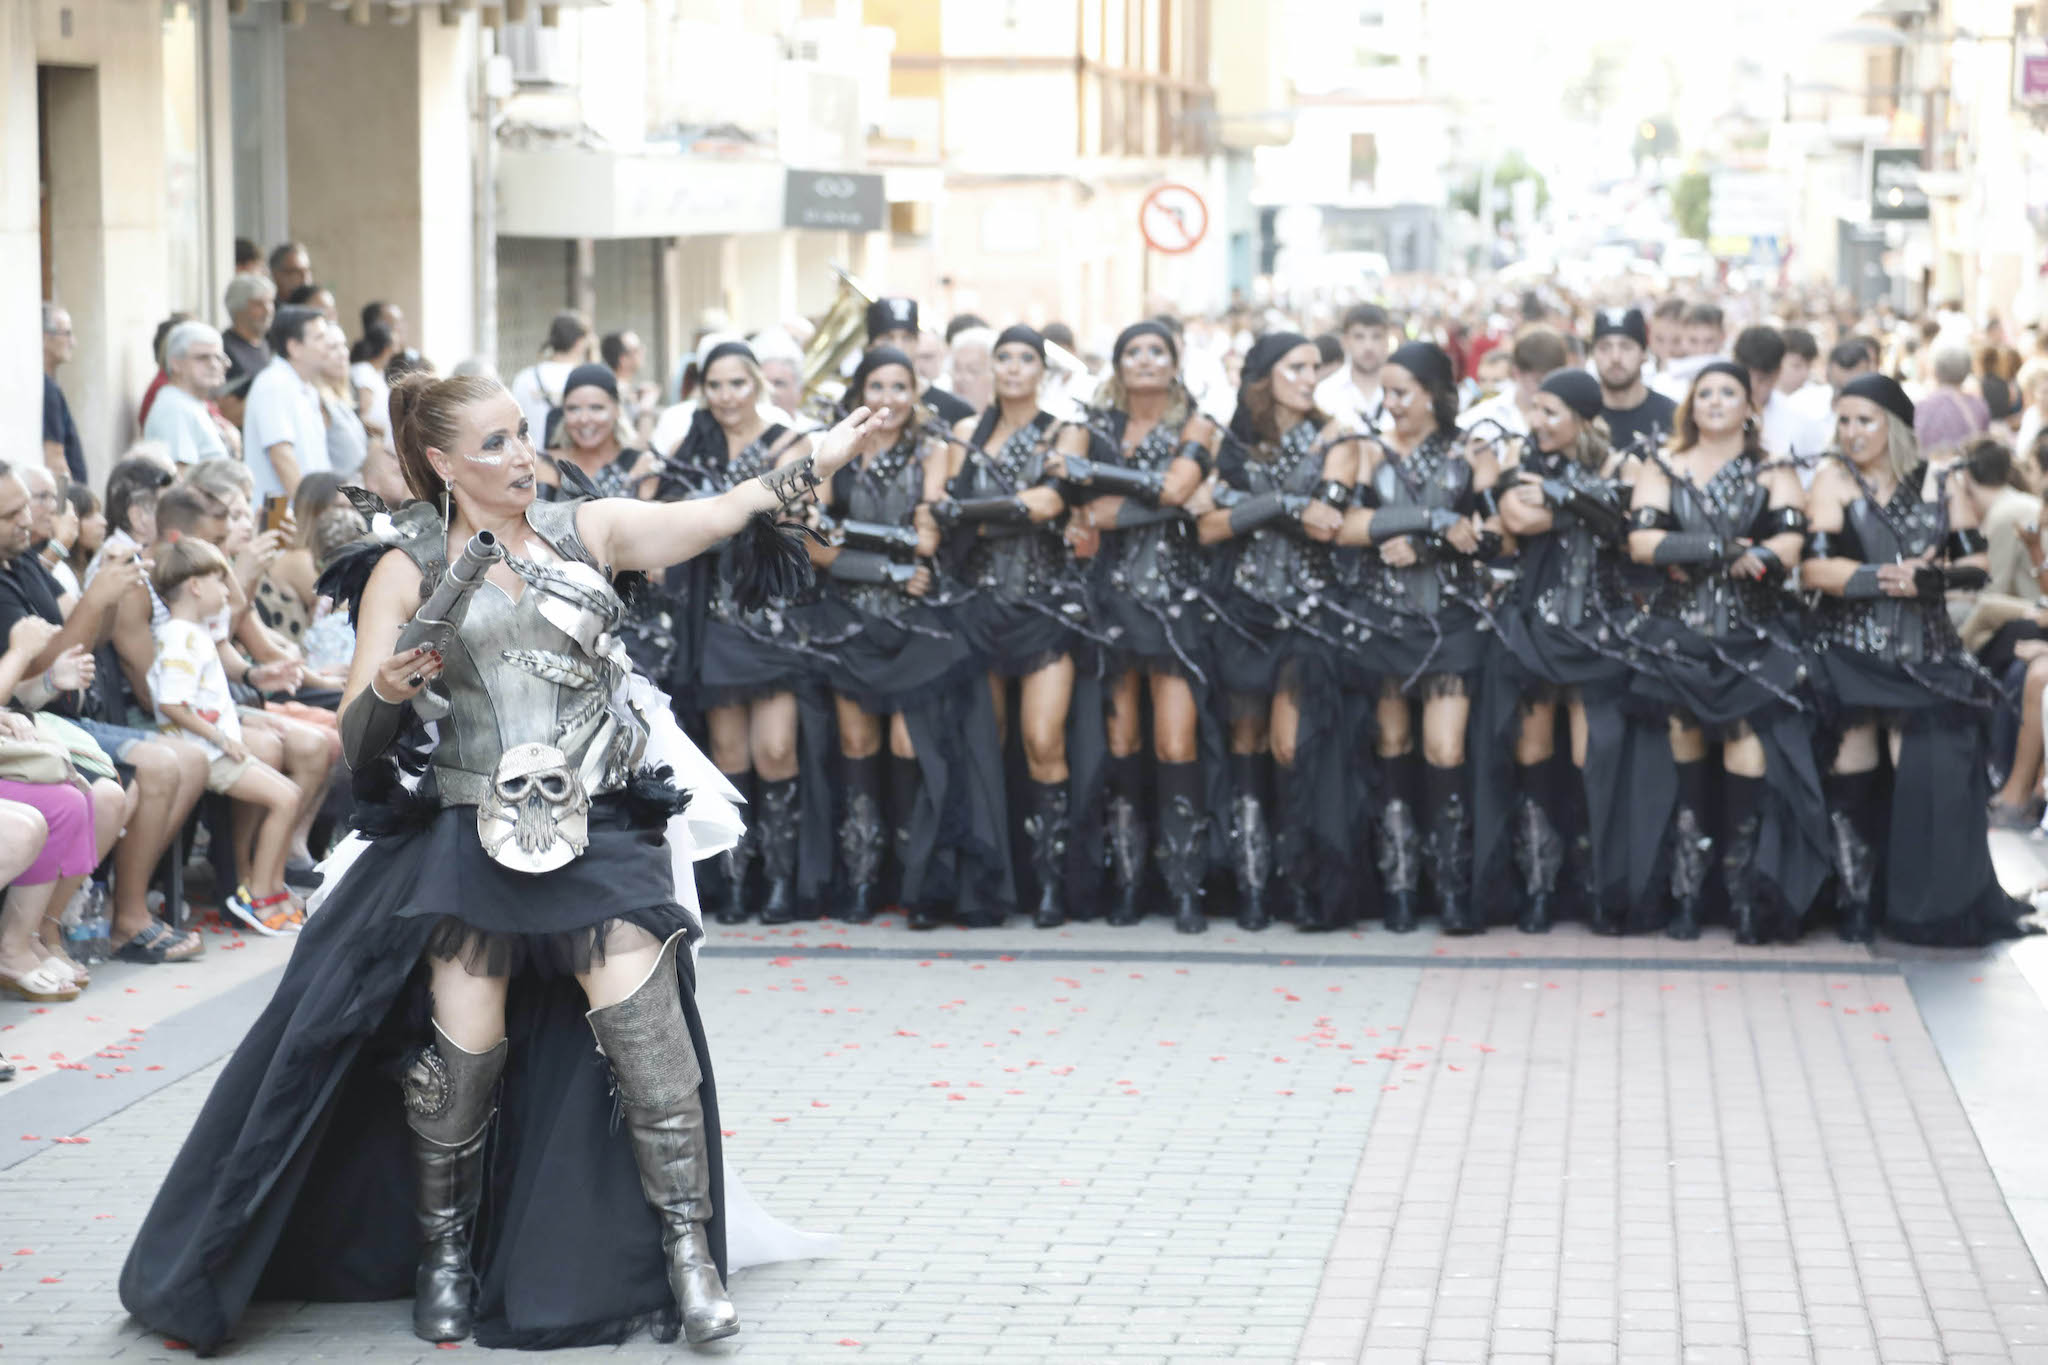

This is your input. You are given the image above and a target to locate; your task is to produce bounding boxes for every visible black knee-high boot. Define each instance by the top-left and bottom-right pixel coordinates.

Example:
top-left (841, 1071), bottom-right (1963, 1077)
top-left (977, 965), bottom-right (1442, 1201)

top-left (835, 755), bottom-right (884, 924)
top-left (706, 771), bottom-right (755, 925)
top-left (1025, 780), bottom-right (1071, 929)
top-left (1424, 761), bottom-right (1477, 934)
top-left (1157, 760), bottom-right (1209, 933)
top-left (1513, 758), bottom-right (1567, 934)
top-left (1825, 769), bottom-right (1882, 943)
top-left (402, 1023), bottom-right (508, 1343)
top-left (1102, 755), bottom-right (1146, 926)
top-left (1666, 759), bottom-right (1712, 940)
top-left (1377, 752), bottom-right (1423, 932)
top-left (888, 755), bottom-right (939, 930)
top-left (1722, 772), bottom-right (1766, 945)
top-left (584, 931), bottom-right (738, 1344)
top-left (756, 777), bottom-right (801, 925)
top-left (1227, 753), bottom-right (1273, 932)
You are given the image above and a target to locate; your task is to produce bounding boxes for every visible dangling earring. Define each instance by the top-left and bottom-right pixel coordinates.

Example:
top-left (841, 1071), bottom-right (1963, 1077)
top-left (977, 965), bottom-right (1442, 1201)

top-left (440, 477), bottom-right (451, 524)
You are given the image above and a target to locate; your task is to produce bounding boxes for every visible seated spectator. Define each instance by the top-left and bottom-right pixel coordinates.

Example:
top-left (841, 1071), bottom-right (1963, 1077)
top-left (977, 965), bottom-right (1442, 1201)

top-left (146, 536), bottom-right (303, 937)
top-left (253, 471), bottom-right (350, 646)
top-left (143, 322), bottom-right (237, 466)
top-left (0, 468), bottom-right (198, 969)
top-left (23, 468), bottom-right (82, 600)
top-left (130, 475), bottom-right (338, 884)
top-left (298, 506), bottom-right (367, 679)
top-left (64, 483), bottom-right (104, 589)
top-left (87, 457), bottom-right (175, 588)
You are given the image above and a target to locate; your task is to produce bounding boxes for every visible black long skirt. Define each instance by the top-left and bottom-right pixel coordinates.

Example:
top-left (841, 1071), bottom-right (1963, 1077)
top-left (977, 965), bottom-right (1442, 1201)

top-left (1472, 610), bottom-right (1635, 925)
top-left (117, 799), bottom-right (724, 1354)
top-left (1812, 647), bottom-right (2034, 946)
top-left (1621, 616), bottom-right (1833, 929)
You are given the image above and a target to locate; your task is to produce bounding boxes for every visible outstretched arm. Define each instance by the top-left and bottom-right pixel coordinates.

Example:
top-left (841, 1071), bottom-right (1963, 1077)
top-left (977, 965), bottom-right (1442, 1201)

top-left (583, 406), bottom-right (891, 573)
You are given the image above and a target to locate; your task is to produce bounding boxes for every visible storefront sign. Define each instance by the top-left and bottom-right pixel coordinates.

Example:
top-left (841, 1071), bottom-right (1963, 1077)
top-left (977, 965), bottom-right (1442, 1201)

top-left (1871, 147), bottom-right (1929, 222)
top-left (784, 170), bottom-right (885, 232)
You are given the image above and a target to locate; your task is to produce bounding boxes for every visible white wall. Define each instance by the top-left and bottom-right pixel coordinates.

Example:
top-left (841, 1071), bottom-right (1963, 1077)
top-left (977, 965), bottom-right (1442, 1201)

top-left (0, 4), bottom-right (40, 469)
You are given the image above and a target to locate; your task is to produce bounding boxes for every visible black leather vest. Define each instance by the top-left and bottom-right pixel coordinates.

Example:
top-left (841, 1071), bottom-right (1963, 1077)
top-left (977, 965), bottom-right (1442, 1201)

top-left (1517, 448), bottom-right (1626, 629)
top-left (1357, 432), bottom-right (1480, 616)
top-left (1647, 453), bottom-right (1777, 637)
top-left (953, 412), bottom-right (1065, 597)
top-left (831, 434), bottom-right (929, 622)
top-left (1098, 413), bottom-right (1202, 604)
top-left (1815, 464), bottom-right (1960, 664)
top-left (707, 426), bottom-right (793, 627)
top-left (1229, 418), bottom-right (1333, 606)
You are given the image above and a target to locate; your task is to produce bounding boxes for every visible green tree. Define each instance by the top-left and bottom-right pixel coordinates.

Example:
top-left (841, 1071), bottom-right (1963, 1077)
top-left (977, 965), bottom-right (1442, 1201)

top-left (1670, 171), bottom-right (1711, 242)
top-left (1452, 149), bottom-right (1549, 219)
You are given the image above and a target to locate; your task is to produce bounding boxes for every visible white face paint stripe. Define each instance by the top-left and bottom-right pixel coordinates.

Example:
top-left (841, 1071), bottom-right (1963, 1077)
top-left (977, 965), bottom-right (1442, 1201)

top-left (462, 451), bottom-right (508, 467)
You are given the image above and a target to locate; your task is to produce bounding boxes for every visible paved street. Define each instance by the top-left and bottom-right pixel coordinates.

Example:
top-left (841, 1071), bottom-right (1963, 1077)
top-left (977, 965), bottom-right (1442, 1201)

top-left (4, 845), bottom-right (2048, 1364)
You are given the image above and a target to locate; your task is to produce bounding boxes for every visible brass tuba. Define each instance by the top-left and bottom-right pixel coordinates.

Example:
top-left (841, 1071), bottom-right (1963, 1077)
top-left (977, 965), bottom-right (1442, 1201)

top-left (799, 266), bottom-right (879, 416)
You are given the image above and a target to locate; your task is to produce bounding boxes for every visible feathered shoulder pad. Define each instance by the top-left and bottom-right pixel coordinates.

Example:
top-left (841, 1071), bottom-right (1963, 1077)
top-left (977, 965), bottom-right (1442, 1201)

top-left (316, 497), bottom-right (448, 624)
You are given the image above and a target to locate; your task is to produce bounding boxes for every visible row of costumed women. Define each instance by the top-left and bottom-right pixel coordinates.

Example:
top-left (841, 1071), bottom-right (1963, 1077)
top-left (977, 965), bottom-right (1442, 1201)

top-left (625, 325), bottom-right (2034, 949)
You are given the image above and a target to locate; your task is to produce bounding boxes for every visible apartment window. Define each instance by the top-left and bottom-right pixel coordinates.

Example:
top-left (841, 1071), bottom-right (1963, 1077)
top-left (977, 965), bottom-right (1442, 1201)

top-left (1349, 133), bottom-right (1378, 192)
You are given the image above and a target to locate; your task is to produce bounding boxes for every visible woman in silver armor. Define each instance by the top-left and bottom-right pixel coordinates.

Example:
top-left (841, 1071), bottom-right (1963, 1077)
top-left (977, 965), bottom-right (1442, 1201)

top-left (1478, 369), bottom-right (1640, 934)
top-left (937, 325), bottom-right (1095, 926)
top-left (1198, 332), bottom-right (1358, 932)
top-left (1625, 362), bottom-right (1829, 941)
top-left (1067, 322), bottom-right (1224, 933)
top-left (659, 341), bottom-right (819, 926)
top-left (1338, 340), bottom-right (1502, 934)
top-left (121, 371), bottom-right (883, 1352)
top-left (1802, 373), bottom-right (2031, 944)
top-left (803, 347), bottom-right (1016, 930)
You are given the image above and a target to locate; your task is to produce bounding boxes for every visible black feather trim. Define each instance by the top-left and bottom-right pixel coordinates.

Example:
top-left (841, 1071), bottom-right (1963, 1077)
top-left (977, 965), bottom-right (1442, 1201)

top-left (338, 484), bottom-right (392, 526)
top-left (315, 538), bottom-right (392, 626)
top-left (727, 512), bottom-right (822, 613)
top-left (620, 765), bottom-right (692, 828)
top-left (348, 760), bottom-right (441, 841)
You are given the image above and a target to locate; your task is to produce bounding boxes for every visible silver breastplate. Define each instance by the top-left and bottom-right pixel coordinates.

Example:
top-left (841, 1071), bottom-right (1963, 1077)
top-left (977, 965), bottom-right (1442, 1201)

top-left (418, 501), bottom-right (648, 872)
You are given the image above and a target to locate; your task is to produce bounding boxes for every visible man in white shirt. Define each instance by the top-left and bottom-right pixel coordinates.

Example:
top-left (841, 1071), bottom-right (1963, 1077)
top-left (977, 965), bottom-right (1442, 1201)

top-left (1732, 326), bottom-right (1833, 468)
top-left (241, 305), bottom-right (331, 500)
top-left (1457, 326), bottom-right (1570, 442)
top-left (1314, 303), bottom-right (1395, 433)
top-left (143, 322), bottom-right (232, 467)
top-left (1651, 302), bottom-right (1729, 403)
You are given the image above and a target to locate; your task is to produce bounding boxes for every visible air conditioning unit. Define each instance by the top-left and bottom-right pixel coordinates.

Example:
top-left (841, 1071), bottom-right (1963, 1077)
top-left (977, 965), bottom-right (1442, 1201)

top-left (500, 10), bottom-right (575, 88)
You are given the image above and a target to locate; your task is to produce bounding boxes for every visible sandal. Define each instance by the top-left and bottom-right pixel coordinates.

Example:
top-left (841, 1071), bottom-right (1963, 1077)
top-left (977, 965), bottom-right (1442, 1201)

top-left (38, 956), bottom-right (88, 991)
top-left (163, 927), bottom-right (205, 962)
top-left (113, 922), bottom-right (173, 965)
top-left (0, 961), bottom-right (82, 1003)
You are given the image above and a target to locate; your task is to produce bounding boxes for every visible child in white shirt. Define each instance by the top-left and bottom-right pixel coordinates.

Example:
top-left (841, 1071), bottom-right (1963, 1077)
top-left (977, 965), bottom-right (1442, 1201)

top-left (148, 535), bottom-right (306, 936)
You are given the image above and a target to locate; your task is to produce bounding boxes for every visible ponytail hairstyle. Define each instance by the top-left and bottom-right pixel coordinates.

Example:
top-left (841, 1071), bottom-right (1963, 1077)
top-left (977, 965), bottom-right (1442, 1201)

top-left (387, 371), bottom-right (507, 503)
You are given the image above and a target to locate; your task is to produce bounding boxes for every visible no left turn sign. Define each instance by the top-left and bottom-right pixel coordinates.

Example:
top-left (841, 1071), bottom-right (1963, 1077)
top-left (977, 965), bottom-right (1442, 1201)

top-left (1140, 183), bottom-right (1208, 255)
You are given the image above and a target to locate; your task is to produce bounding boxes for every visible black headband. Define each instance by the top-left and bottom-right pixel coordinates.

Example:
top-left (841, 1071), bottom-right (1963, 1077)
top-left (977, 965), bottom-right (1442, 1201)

top-left (1540, 369), bottom-right (1604, 421)
top-left (1837, 372), bottom-right (1915, 429)
top-left (1387, 340), bottom-right (1455, 393)
top-left (1112, 321), bottom-right (1179, 367)
top-left (1693, 360), bottom-right (1752, 399)
top-left (1242, 331), bottom-right (1312, 387)
top-left (843, 345), bottom-right (917, 416)
top-left (995, 324), bottom-right (1046, 359)
top-left (701, 340), bottom-right (757, 372)
top-left (561, 362), bottom-right (619, 402)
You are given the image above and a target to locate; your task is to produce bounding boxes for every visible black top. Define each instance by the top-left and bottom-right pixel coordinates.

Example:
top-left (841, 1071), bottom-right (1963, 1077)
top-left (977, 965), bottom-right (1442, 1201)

top-left (221, 331), bottom-right (271, 384)
top-left (42, 377), bottom-right (86, 484)
top-left (0, 552), bottom-right (116, 721)
top-left (1601, 390), bottom-right (1677, 455)
top-left (923, 385), bottom-right (976, 425)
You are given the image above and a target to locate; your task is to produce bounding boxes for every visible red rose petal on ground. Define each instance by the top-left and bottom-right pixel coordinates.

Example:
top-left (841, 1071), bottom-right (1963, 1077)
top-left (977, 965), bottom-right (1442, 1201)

top-left (838, 1339), bottom-right (861, 1347)
top-left (164, 1339), bottom-right (190, 1350)
top-left (39, 1276), bottom-right (61, 1283)
top-left (810, 1101), bottom-right (829, 1108)
top-left (19, 1136), bottom-right (37, 1142)
top-left (946, 1093), bottom-right (964, 1101)
top-left (1334, 1086), bottom-right (1354, 1093)
top-left (721, 1129), bottom-right (735, 1138)
top-left (1275, 1089), bottom-right (1293, 1096)
top-left (146, 1065), bottom-right (164, 1071)
top-left (13, 1248), bottom-right (32, 1254)
top-left (770, 1117), bottom-right (789, 1123)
